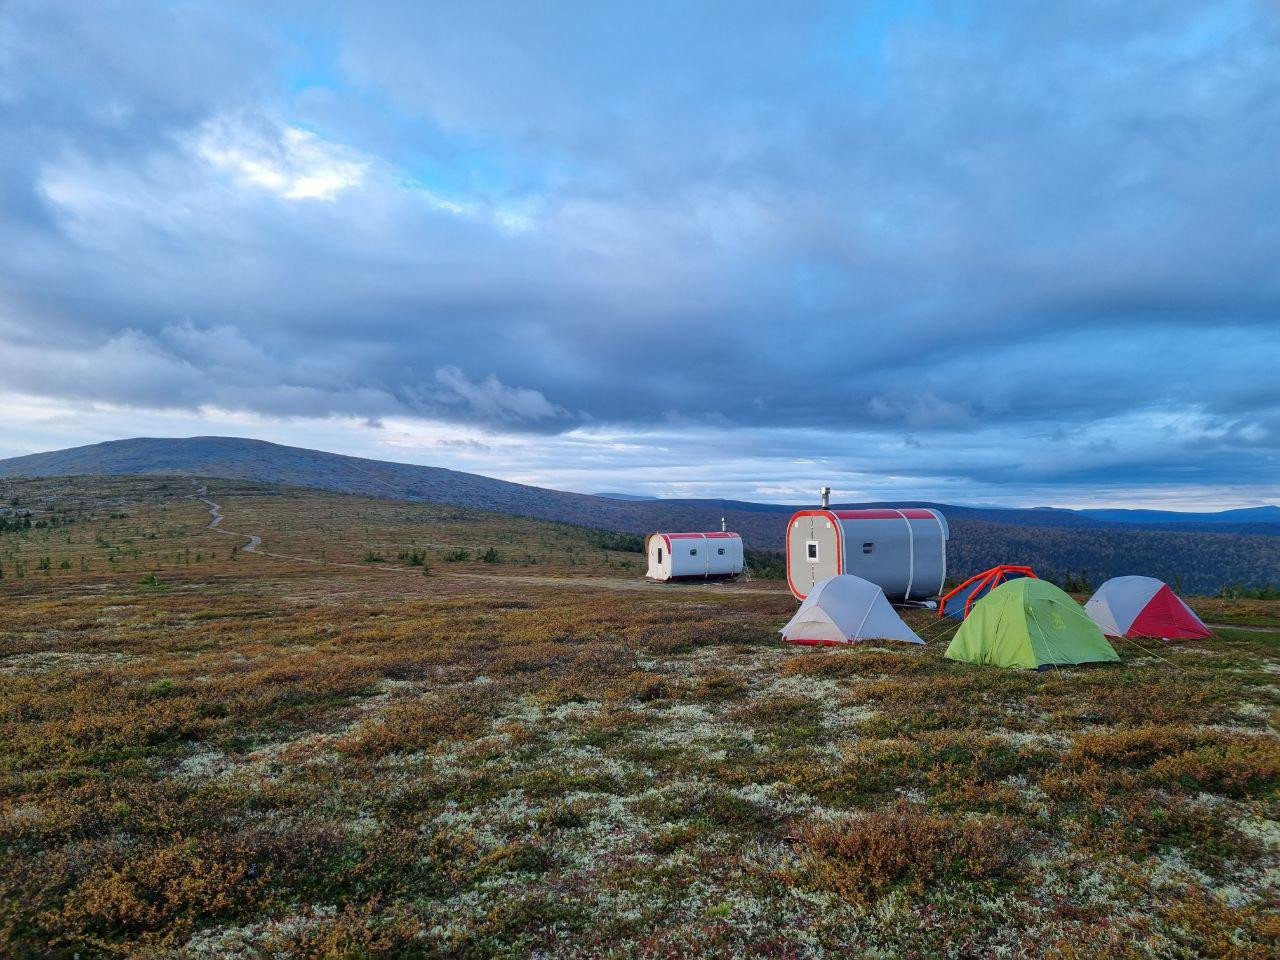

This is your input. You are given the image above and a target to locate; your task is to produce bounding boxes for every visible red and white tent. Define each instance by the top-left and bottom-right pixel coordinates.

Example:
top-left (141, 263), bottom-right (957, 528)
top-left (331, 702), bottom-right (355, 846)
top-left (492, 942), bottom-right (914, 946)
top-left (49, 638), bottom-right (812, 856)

top-left (1084, 576), bottom-right (1211, 640)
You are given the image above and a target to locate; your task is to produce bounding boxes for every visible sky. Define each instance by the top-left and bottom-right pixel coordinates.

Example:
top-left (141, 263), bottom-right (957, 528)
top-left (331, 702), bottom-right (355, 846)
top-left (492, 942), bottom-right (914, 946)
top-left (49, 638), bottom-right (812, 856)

top-left (1, 1), bottom-right (1278, 508)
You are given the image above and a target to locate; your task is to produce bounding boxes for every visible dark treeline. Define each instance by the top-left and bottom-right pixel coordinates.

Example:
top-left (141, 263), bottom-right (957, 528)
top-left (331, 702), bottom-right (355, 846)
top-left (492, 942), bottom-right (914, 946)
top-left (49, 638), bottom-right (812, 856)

top-left (745, 549), bottom-right (786, 581)
top-left (585, 530), bottom-right (646, 554)
top-left (0, 513), bottom-right (32, 533)
top-left (947, 519), bottom-right (1280, 594)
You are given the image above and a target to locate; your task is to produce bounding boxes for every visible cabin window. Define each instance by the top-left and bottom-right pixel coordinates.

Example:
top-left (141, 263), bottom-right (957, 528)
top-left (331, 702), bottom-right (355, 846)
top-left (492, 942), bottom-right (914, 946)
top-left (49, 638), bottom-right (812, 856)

top-left (657, 548), bottom-right (663, 563)
top-left (689, 548), bottom-right (698, 556)
top-left (863, 542), bottom-right (875, 554)
top-left (717, 547), bottom-right (725, 555)
top-left (806, 540), bottom-right (819, 562)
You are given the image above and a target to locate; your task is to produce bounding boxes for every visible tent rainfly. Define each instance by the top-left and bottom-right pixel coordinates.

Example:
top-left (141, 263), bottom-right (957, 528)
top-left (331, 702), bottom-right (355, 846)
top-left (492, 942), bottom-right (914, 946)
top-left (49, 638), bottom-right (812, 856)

top-left (781, 575), bottom-right (924, 646)
top-left (945, 578), bottom-right (1119, 669)
top-left (645, 532), bottom-right (744, 581)
top-left (785, 505), bottom-right (949, 602)
top-left (1085, 576), bottom-right (1211, 640)
top-left (938, 564), bottom-right (1037, 619)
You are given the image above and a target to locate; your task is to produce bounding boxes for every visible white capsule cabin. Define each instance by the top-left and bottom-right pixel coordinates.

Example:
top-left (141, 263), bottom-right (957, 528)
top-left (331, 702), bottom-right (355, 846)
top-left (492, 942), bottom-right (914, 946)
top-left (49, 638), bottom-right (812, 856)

top-left (645, 531), bottom-right (744, 581)
top-left (786, 503), bottom-right (949, 602)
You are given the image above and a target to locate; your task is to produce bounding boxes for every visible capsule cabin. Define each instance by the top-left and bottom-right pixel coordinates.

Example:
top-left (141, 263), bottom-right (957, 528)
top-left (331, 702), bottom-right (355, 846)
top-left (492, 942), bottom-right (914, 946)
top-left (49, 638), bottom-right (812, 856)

top-left (646, 531), bottom-right (744, 581)
top-left (786, 505), bottom-right (949, 601)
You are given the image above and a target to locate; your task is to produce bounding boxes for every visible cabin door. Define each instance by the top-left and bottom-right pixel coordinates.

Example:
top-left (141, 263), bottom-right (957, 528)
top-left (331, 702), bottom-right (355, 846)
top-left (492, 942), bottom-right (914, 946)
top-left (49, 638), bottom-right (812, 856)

top-left (798, 515), bottom-right (840, 593)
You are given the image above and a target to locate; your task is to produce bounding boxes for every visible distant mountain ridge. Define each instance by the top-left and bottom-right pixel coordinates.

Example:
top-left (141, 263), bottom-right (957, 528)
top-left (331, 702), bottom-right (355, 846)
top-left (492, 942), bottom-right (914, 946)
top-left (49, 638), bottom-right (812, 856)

top-left (1079, 505), bottom-right (1280, 524)
top-left (2, 436), bottom-right (1278, 591)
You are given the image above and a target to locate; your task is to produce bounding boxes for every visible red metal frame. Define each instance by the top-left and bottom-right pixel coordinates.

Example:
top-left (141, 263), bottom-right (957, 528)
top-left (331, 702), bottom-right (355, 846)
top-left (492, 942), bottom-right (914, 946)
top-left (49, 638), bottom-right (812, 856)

top-left (937, 564), bottom-right (1037, 618)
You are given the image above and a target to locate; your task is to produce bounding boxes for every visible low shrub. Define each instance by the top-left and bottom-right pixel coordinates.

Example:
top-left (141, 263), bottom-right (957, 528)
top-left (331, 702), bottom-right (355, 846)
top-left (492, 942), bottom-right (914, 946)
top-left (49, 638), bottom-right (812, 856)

top-left (1065, 726), bottom-right (1280, 798)
top-left (1151, 738), bottom-right (1280, 798)
top-left (812, 738), bottom-right (923, 801)
top-left (337, 691), bottom-right (491, 757)
top-left (610, 671), bottom-right (676, 703)
top-left (801, 803), bottom-right (1028, 902)
top-left (689, 670), bottom-right (749, 703)
top-left (1068, 725), bottom-right (1217, 767)
top-left (731, 695), bottom-right (825, 746)
top-left (780, 648), bottom-right (929, 679)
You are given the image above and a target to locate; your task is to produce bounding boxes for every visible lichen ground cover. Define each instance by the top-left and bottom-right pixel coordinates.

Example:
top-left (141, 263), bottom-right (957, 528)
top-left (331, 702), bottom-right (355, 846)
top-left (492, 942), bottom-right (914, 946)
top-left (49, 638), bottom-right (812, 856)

top-left (1, 477), bottom-right (1277, 957)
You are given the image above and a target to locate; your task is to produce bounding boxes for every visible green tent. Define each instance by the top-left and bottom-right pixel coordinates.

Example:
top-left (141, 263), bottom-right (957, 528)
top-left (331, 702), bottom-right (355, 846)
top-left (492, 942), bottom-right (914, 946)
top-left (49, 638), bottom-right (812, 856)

top-left (945, 577), bottom-right (1120, 669)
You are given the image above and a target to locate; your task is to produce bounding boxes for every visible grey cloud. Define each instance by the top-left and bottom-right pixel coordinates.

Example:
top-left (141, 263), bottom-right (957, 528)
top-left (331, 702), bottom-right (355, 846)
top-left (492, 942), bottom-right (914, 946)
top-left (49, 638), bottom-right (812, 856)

top-left (430, 366), bottom-right (564, 424)
top-left (1185, 414), bottom-right (1280, 452)
top-left (0, 0), bottom-right (1277, 499)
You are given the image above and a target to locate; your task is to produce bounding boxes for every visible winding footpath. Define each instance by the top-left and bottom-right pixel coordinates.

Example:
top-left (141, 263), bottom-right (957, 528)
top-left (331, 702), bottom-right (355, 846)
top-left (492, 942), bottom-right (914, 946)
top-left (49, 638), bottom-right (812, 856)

top-left (183, 480), bottom-right (741, 594)
top-left (182, 482), bottom-right (1265, 617)
top-left (190, 484), bottom-right (262, 553)
top-left (189, 482), bottom-right (405, 571)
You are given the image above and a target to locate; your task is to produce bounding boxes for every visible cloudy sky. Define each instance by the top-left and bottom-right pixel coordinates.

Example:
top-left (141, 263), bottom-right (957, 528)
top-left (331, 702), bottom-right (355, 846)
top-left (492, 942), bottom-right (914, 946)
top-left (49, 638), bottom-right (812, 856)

top-left (1, 2), bottom-right (1277, 507)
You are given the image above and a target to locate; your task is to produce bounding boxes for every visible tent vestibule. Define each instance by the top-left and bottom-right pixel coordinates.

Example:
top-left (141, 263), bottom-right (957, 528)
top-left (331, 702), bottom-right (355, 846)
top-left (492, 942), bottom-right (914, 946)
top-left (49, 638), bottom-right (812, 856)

top-left (939, 564), bottom-right (1036, 619)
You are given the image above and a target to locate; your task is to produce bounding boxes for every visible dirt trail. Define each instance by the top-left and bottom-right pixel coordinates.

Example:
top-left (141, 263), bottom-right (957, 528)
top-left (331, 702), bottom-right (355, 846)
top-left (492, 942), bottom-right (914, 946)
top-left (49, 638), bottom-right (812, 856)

top-left (185, 481), bottom-right (786, 596)
top-left (1204, 621), bottom-right (1280, 634)
top-left (181, 485), bottom-right (1275, 611)
top-left (189, 484), bottom-right (267, 558)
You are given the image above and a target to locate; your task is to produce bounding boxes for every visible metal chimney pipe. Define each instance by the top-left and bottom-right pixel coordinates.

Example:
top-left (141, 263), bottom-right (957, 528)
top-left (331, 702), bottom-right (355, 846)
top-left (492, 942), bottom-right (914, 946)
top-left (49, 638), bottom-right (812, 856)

top-left (721, 517), bottom-right (727, 532)
top-left (820, 486), bottom-right (831, 508)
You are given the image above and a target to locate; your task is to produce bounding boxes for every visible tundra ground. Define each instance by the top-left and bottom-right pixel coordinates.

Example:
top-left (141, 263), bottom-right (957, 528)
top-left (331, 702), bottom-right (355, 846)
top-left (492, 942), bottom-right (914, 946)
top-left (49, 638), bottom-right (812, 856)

top-left (1, 477), bottom-right (1277, 958)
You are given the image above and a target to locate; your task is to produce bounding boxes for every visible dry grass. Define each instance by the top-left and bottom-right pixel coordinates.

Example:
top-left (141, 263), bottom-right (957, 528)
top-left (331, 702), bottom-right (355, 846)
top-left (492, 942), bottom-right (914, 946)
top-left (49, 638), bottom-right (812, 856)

top-left (0, 476), bottom-right (1277, 957)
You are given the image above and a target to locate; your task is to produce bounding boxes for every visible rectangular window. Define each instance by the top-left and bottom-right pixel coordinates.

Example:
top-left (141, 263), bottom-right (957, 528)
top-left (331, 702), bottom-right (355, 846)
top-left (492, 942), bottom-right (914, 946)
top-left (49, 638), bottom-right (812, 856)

top-left (863, 542), bottom-right (875, 554)
top-left (657, 548), bottom-right (663, 563)
top-left (689, 548), bottom-right (698, 556)
top-left (806, 540), bottom-right (819, 562)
